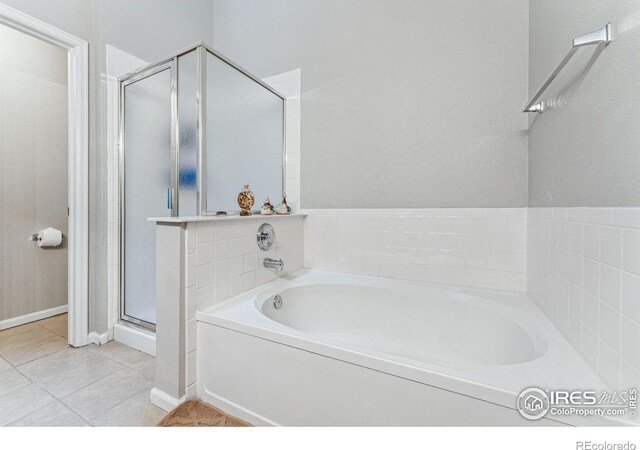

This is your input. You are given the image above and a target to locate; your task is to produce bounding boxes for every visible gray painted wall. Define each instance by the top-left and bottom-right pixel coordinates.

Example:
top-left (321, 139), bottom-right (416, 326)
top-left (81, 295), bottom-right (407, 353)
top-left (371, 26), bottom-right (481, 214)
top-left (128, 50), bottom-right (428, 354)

top-left (0, 25), bottom-right (68, 321)
top-left (1, 0), bottom-right (103, 330)
top-left (212, 0), bottom-right (530, 208)
top-left (1, 0), bottom-right (214, 332)
top-left (529, 0), bottom-right (640, 207)
top-left (99, 0), bottom-right (214, 63)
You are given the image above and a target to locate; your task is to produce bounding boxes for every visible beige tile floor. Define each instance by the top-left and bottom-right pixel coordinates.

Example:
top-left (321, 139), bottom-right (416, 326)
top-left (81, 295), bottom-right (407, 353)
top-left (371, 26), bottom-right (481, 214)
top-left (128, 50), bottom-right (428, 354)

top-left (0, 314), bottom-right (166, 426)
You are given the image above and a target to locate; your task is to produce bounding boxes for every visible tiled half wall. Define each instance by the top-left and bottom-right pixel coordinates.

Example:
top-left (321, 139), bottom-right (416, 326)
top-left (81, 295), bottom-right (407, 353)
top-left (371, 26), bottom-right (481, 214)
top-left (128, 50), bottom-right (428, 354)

top-left (183, 215), bottom-right (304, 397)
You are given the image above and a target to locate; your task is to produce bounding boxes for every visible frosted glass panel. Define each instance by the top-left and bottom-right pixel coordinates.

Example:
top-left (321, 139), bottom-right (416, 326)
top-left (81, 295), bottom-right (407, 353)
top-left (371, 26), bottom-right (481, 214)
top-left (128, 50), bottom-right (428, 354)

top-left (123, 68), bottom-right (172, 325)
top-left (178, 51), bottom-right (198, 216)
top-left (206, 52), bottom-right (284, 212)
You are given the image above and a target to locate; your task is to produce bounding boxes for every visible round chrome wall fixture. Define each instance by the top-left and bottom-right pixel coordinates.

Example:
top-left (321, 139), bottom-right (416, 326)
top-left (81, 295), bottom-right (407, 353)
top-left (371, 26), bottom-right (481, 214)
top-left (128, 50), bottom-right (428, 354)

top-left (273, 294), bottom-right (283, 309)
top-left (256, 223), bottom-right (276, 251)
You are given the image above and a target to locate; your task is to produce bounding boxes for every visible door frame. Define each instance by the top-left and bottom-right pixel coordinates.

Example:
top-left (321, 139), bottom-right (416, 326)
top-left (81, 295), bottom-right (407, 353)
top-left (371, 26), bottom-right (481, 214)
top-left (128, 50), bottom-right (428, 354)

top-left (0, 3), bottom-right (90, 347)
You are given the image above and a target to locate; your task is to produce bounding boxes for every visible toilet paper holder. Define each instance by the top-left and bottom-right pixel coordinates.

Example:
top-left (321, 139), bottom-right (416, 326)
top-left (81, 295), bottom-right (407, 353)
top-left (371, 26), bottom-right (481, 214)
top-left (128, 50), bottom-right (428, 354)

top-left (28, 228), bottom-right (64, 247)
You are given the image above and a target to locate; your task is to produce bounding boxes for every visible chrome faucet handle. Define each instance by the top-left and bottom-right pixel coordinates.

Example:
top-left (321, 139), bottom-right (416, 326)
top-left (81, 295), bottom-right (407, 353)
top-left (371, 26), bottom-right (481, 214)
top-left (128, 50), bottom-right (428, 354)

top-left (257, 224), bottom-right (276, 251)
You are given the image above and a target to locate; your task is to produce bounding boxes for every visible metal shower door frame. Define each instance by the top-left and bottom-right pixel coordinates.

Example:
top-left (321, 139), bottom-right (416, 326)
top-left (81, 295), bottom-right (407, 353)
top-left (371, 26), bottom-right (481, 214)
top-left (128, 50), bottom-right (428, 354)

top-left (118, 58), bottom-right (178, 330)
top-left (196, 44), bottom-right (288, 215)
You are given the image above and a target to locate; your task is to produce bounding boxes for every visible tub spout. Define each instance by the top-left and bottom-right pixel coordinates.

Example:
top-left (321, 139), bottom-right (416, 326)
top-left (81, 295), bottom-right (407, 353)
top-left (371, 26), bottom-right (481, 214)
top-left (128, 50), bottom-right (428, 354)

top-left (264, 257), bottom-right (284, 272)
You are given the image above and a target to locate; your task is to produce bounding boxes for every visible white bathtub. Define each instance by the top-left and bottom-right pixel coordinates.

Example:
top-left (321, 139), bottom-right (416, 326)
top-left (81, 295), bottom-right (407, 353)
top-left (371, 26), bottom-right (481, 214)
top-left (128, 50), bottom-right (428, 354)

top-left (197, 270), bottom-right (618, 426)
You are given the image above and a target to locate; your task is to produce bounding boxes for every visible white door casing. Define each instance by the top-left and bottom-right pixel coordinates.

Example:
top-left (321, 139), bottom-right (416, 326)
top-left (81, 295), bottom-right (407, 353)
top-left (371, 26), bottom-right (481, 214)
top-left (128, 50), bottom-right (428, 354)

top-left (0, 3), bottom-right (89, 346)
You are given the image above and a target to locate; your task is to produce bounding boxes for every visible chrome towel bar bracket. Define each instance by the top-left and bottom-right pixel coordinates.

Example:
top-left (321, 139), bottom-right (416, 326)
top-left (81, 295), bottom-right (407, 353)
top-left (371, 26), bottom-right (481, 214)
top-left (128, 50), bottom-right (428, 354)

top-left (523, 23), bottom-right (611, 114)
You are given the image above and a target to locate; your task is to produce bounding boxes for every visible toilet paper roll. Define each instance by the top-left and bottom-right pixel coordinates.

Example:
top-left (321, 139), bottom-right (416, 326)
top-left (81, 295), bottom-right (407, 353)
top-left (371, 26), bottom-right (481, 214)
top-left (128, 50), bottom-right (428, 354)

top-left (37, 227), bottom-right (63, 247)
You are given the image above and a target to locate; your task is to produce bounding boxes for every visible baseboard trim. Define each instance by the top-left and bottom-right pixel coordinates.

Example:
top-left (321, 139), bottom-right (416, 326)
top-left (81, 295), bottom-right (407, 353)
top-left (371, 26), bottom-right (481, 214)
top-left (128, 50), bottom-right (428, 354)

top-left (88, 330), bottom-right (109, 345)
top-left (0, 305), bottom-right (68, 331)
top-left (114, 322), bottom-right (155, 356)
top-left (150, 388), bottom-right (184, 412)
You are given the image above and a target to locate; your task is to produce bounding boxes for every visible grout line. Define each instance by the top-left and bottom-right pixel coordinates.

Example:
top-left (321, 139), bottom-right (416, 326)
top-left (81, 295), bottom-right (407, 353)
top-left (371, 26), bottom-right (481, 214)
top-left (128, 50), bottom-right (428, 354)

top-left (0, 325), bottom-right (51, 350)
top-left (54, 365), bottom-right (152, 423)
top-left (57, 394), bottom-right (94, 423)
top-left (85, 384), bottom-right (156, 426)
top-left (13, 345), bottom-right (73, 373)
top-left (38, 316), bottom-right (69, 338)
top-left (15, 351), bottom-right (91, 382)
top-left (39, 325), bottom-right (68, 339)
top-left (0, 319), bottom-right (157, 426)
top-left (90, 342), bottom-right (150, 367)
top-left (1, 389), bottom-right (57, 427)
top-left (37, 360), bottom-right (130, 401)
top-left (0, 335), bottom-right (69, 366)
top-left (0, 316), bottom-right (68, 354)
top-left (0, 372), bottom-right (32, 397)
top-left (4, 396), bottom-right (89, 427)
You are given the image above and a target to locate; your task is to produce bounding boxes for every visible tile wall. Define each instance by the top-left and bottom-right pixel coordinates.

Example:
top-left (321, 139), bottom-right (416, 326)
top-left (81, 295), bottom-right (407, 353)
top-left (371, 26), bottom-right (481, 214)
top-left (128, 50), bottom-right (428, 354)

top-left (528, 208), bottom-right (640, 390)
top-left (183, 216), bottom-right (304, 397)
top-left (304, 208), bottom-right (527, 292)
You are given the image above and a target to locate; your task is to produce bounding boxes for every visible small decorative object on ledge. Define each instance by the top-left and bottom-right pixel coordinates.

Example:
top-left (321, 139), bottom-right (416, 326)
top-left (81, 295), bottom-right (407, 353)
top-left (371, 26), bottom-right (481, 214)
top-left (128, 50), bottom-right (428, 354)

top-left (275, 192), bottom-right (291, 215)
top-left (237, 185), bottom-right (255, 216)
top-left (260, 197), bottom-right (275, 215)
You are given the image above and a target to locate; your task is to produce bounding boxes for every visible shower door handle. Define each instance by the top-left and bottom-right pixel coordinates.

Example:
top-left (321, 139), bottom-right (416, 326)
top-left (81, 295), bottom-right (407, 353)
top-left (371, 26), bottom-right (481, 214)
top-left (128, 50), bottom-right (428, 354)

top-left (166, 187), bottom-right (171, 210)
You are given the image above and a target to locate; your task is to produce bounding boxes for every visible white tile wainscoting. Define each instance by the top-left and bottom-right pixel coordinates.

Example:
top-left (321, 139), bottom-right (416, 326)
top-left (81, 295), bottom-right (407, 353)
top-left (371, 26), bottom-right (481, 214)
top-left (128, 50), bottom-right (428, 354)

top-left (153, 207), bottom-right (640, 411)
top-left (183, 215), bottom-right (304, 398)
top-left (528, 208), bottom-right (640, 390)
top-left (303, 209), bottom-right (527, 292)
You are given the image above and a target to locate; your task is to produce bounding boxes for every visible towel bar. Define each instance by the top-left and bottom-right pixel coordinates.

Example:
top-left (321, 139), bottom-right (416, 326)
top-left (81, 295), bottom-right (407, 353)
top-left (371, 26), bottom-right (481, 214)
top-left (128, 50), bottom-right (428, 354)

top-left (523, 23), bottom-right (611, 114)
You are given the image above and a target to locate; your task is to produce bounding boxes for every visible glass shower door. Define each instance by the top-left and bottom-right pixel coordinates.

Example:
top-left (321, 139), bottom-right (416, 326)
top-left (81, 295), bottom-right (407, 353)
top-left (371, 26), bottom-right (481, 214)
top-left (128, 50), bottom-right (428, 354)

top-left (121, 63), bottom-right (175, 328)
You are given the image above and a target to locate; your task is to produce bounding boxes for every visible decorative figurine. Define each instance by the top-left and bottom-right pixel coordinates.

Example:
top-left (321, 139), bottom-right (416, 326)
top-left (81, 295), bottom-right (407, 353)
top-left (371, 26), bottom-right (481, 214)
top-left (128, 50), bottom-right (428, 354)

top-left (275, 192), bottom-right (292, 215)
top-left (260, 197), bottom-right (275, 215)
top-left (237, 185), bottom-right (255, 216)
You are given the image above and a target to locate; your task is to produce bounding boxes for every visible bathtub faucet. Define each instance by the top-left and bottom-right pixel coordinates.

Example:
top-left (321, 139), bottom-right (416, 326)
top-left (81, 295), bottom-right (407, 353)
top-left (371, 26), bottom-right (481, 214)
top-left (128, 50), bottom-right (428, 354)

top-left (264, 257), bottom-right (284, 272)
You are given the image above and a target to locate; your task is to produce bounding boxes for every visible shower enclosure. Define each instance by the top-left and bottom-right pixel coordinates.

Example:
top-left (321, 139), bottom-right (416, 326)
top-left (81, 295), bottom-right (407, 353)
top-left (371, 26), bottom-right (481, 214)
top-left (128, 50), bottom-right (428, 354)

top-left (119, 43), bottom-right (286, 329)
